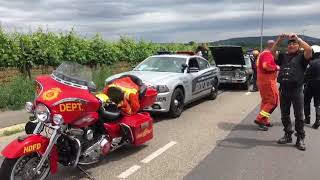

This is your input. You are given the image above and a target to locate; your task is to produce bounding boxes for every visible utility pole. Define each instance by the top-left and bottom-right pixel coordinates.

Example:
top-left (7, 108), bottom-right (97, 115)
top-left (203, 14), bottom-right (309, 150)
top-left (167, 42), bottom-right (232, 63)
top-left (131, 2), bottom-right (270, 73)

top-left (302, 29), bottom-right (307, 37)
top-left (260, 0), bottom-right (265, 52)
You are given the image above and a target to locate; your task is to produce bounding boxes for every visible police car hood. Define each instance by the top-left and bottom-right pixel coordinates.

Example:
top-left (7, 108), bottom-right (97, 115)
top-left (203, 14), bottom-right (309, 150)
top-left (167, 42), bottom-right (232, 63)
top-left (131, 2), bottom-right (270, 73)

top-left (106, 71), bottom-right (180, 86)
top-left (210, 46), bottom-right (245, 66)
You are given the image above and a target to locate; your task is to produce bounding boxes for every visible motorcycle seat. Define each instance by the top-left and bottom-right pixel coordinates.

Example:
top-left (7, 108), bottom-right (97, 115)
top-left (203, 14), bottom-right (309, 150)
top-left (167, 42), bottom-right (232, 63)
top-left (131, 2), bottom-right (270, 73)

top-left (100, 110), bottom-right (121, 122)
top-left (99, 104), bottom-right (121, 122)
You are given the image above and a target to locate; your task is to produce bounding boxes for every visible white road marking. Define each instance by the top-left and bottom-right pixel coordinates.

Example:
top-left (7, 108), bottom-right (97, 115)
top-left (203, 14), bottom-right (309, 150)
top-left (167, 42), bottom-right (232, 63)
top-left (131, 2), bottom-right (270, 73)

top-left (118, 165), bottom-right (141, 179)
top-left (141, 141), bottom-right (177, 164)
top-left (245, 92), bottom-right (251, 95)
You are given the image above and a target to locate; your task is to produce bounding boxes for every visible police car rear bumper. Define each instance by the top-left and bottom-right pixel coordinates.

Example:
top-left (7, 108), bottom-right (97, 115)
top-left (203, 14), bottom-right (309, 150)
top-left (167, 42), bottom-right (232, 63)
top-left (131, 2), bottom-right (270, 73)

top-left (143, 92), bottom-right (171, 112)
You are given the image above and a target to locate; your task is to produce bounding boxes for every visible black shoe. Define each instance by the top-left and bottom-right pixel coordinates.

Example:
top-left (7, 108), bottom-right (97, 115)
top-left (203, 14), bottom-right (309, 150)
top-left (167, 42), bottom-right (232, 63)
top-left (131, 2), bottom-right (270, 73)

top-left (312, 120), bottom-right (320, 129)
top-left (277, 133), bottom-right (292, 144)
top-left (296, 137), bottom-right (306, 151)
top-left (305, 117), bottom-right (310, 124)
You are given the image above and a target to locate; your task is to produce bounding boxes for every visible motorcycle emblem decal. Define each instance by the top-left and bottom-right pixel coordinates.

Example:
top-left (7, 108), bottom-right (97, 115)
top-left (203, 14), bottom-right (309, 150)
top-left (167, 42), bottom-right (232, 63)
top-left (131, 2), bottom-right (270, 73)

top-left (23, 143), bottom-right (41, 154)
top-left (136, 128), bottom-right (152, 139)
top-left (42, 88), bottom-right (62, 101)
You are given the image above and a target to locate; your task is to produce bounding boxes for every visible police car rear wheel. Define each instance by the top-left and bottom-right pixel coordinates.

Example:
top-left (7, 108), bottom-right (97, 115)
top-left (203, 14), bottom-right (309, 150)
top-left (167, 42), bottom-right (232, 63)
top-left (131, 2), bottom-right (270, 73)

top-left (169, 88), bottom-right (184, 118)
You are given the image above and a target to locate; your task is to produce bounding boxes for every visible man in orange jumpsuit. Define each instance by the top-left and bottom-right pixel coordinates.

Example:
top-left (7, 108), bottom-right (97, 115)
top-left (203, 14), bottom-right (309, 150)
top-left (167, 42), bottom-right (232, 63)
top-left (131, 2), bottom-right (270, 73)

top-left (254, 40), bottom-right (280, 130)
top-left (103, 75), bottom-right (141, 115)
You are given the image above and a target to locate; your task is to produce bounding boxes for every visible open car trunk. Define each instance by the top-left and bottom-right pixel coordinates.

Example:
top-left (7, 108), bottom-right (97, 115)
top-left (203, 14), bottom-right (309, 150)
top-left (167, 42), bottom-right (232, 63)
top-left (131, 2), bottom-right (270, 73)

top-left (209, 46), bottom-right (245, 66)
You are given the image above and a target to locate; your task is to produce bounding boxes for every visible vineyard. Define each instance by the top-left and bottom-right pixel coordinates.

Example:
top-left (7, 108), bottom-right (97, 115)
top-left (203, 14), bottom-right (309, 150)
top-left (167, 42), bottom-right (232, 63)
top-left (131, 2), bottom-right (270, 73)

top-left (0, 28), bottom-right (197, 110)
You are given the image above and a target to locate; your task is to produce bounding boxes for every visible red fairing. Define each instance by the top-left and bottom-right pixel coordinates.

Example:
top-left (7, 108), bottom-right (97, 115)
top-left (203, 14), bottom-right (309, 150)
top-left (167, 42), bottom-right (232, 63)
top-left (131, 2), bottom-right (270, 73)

top-left (1, 134), bottom-right (49, 158)
top-left (36, 75), bottom-right (100, 126)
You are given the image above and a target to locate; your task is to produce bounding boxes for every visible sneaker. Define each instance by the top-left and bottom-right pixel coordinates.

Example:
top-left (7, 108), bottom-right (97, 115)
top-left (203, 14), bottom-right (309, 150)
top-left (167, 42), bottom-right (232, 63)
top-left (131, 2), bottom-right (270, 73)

top-left (258, 124), bottom-right (268, 131)
top-left (277, 133), bottom-right (292, 144)
top-left (254, 120), bottom-right (268, 131)
top-left (266, 123), bottom-right (273, 127)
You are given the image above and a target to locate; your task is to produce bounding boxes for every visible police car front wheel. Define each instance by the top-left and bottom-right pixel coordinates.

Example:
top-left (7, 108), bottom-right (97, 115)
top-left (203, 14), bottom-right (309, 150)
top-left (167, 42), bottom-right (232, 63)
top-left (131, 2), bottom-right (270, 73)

top-left (169, 88), bottom-right (184, 118)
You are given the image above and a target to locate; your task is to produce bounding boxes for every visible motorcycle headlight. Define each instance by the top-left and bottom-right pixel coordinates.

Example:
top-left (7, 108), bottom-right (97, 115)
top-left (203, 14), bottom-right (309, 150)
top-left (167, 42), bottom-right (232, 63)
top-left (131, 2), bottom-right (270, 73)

top-left (53, 114), bottom-right (64, 125)
top-left (35, 104), bottom-right (50, 122)
top-left (156, 85), bottom-right (169, 93)
top-left (25, 102), bottom-right (34, 113)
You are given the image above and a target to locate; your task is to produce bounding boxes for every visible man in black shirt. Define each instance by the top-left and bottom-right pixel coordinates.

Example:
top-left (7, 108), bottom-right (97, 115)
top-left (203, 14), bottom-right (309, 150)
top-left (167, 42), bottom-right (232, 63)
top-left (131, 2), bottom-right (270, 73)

top-left (304, 48), bottom-right (320, 129)
top-left (272, 33), bottom-right (312, 151)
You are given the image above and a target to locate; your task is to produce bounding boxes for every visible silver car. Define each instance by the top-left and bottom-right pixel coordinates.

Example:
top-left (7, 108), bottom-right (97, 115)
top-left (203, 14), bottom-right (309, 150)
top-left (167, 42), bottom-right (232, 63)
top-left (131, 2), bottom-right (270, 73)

top-left (106, 53), bottom-right (220, 118)
top-left (210, 46), bottom-right (253, 90)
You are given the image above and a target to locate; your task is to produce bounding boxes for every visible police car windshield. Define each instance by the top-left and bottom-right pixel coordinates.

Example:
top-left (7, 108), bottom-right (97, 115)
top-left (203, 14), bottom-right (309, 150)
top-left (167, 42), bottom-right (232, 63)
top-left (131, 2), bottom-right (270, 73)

top-left (134, 57), bottom-right (186, 73)
top-left (52, 62), bottom-right (93, 87)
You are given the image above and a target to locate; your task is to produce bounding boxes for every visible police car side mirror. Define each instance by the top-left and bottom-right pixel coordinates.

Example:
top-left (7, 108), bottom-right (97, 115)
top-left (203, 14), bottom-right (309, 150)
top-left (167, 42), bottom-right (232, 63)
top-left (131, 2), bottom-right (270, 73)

top-left (181, 64), bottom-right (188, 73)
top-left (188, 67), bottom-right (200, 73)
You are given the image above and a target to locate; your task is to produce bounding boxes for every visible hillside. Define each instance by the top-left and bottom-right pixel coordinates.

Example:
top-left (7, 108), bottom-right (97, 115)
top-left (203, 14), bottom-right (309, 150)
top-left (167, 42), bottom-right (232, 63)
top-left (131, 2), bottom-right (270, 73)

top-left (213, 35), bottom-right (320, 47)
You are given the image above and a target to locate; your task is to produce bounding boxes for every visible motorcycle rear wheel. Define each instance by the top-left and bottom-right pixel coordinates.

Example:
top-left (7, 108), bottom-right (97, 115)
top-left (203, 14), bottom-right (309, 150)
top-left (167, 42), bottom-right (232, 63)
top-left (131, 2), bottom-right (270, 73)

top-left (0, 154), bottom-right (50, 180)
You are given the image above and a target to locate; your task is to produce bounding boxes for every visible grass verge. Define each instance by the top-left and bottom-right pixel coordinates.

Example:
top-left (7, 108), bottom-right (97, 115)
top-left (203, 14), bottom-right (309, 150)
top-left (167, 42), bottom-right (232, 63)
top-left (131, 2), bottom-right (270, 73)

top-left (0, 62), bottom-right (131, 110)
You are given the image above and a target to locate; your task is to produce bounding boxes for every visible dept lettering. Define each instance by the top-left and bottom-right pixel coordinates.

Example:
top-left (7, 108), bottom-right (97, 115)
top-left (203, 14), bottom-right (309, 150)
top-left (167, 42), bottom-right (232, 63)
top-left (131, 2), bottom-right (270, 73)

top-left (59, 103), bottom-right (84, 112)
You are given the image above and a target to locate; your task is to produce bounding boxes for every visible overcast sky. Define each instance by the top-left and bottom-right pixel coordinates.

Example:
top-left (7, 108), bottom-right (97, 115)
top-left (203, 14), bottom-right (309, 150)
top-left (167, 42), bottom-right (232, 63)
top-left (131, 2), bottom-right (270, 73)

top-left (0, 0), bottom-right (319, 42)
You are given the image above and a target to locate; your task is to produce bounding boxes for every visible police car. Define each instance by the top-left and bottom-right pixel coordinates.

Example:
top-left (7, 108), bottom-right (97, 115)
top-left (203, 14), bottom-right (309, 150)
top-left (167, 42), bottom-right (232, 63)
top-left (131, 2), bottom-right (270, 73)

top-left (106, 51), bottom-right (220, 118)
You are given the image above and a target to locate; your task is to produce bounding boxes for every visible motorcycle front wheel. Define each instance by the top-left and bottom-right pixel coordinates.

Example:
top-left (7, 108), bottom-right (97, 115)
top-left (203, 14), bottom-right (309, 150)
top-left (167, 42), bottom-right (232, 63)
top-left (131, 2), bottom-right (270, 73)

top-left (0, 154), bottom-right (50, 180)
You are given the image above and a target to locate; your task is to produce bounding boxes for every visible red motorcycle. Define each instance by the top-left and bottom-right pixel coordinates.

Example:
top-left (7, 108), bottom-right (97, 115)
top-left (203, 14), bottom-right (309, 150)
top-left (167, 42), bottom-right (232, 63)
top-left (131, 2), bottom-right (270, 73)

top-left (0, 62), bottom-right (157, 180)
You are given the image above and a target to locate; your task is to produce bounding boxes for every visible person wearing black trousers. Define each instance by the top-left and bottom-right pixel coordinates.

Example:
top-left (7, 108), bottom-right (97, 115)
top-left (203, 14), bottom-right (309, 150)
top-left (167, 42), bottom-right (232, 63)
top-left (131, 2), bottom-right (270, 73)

top-left (250, 50), bottom-right (259, 92)
top-left (304, 48), bottom-right (320, 129)
top-left (272, 33), bottom-right (312, 151)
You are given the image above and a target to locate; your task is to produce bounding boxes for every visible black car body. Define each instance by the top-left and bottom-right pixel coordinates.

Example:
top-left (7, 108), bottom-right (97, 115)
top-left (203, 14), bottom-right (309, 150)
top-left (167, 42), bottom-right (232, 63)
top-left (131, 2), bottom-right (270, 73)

top-left (209, 46), bottom-right (253, 89)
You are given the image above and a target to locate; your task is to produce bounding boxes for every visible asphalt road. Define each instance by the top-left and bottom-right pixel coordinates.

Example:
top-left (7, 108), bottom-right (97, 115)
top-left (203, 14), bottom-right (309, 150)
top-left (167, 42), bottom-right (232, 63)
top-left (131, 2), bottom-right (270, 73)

top-left (45, 89), bottom-right (260, 180)
top-left (0, 110), bottom-right (29, 128)
top-left (185, 100), bottom-right (319, 180)
top-left (1, 89), bottom-right (318, 180)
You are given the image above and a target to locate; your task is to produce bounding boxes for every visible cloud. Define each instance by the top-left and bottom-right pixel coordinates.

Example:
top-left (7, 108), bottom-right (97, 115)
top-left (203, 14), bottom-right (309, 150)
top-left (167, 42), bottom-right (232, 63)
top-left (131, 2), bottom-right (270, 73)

top-left (0, 0), bottom-right (319, 42)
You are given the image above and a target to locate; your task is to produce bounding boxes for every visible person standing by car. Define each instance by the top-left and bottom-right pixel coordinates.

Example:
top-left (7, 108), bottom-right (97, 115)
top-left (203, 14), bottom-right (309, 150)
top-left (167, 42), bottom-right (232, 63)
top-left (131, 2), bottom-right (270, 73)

top-left (254, 40), bottom-right (280, 130)
top-left (195, 45), bottom-right (203, 57)
top-left (195, 44), bottom-right (209, 60)
top-left (250, 50), bottom-right (260, 92)
top-left (304, 46), bottom-right (320, 129)
top-left (273, 33), bottom-right (312, 151)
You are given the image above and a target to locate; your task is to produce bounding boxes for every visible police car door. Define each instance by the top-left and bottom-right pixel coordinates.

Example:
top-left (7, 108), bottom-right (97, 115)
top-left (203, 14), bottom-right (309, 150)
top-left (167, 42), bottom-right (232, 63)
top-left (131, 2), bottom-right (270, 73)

top-left (196, 57), bottom-right (215, 97)
top-left (187, 57), bottom-right (207, 99)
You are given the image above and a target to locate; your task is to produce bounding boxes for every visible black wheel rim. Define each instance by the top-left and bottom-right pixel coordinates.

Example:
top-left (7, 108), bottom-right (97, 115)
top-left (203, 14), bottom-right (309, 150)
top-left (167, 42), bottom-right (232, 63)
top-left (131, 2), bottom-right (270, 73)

top-left (174, 92), bottom-right (184, 112)
top-left (11, 155), bottom-right (50, 180)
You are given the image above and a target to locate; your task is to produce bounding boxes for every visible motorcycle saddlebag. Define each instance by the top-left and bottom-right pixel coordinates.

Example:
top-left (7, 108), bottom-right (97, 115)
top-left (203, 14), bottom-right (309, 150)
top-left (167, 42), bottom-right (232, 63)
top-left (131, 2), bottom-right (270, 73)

top-left (120, 112), bottom-right (153, 146)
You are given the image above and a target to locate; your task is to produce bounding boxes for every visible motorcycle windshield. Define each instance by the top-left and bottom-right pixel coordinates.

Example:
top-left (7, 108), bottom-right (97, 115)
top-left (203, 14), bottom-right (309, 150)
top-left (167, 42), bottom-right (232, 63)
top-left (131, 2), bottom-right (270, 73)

top-left (52, 62), bottom-right (93, 88)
